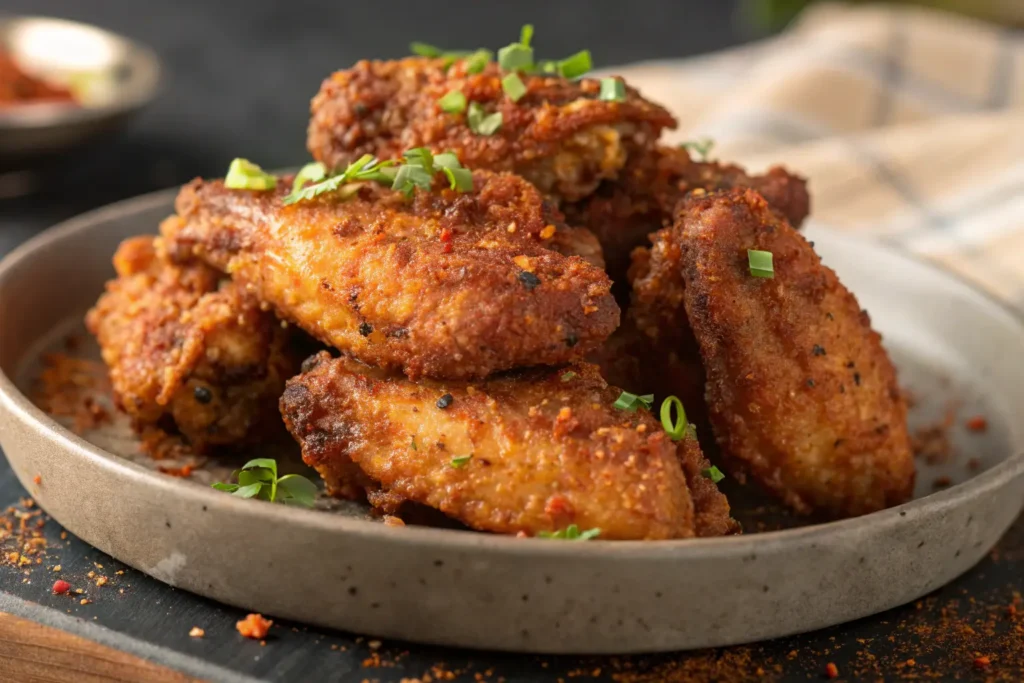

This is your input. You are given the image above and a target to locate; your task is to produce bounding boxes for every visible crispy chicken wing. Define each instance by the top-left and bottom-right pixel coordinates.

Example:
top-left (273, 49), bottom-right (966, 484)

top-left (665, 189), bottom-right (914, 518)
top-left (85, 236), bottom-right (301, 451)
top-left (307, 57), bottom-right (676, 202)
top-left (564, 145), bottom-right (810, 284)
top-left (280, 352), bottom-right (736, 539)
top-left (163, 171), bottom-right (618, 381)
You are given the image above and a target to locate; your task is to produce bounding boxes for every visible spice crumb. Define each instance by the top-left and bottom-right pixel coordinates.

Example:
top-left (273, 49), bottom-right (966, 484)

top-left (383, 515), bottom-right (405, 527)
top-left (95, 576), bottom-right (108, 587)
top-left (368, 639), bottom-right (382, 650)
top-left (189, 626), bottom-right (205, 638)
top-left (236, 613), bottom-right (273, 639)
top-left (825, 662), bottom-right (839, 678)
top-left (52, 580), bottom-right (70, 594)
top-left (53, 565), bottom-right (61, 572)
top-left (80, 598), bottom-right (90, 605)
top-left (965, 416), bottom-right (988, 432)
top-left (933, 476), bottom-right (952, 488)
top-left (974, 655), bottom-right (991, 669)
top-left (32, 475), bottom-right (42, 485)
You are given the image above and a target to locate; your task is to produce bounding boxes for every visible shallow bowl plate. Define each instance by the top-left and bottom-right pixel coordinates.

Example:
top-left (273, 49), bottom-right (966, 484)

top-left (0, 189), bottom-right (1022, 654)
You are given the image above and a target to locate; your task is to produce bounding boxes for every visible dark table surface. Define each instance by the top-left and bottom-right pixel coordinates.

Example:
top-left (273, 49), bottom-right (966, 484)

top-left (2, 1), bottom-right (1023, 681)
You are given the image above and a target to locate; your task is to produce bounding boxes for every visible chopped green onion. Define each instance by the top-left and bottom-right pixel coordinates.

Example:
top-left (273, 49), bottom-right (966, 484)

top-left (410, 436), bottom-right (417, 451)
top-left (748, 249), bottom-right (775, 278)
top-left (291, 162), bottom-right (327, 193)
top-left (438, 89), bottom-right (467, 113)
top-left (702, 466), bottom-right (726, 484)
top-left (660, 395), bottom-right (688, 441)
top-left (467, 102), bottom-right (503, 136)
top-left (502, 72), bottom-right (527, 102)
top-left (442, 167), bottom-right (473, 192)
top-left (519, 24), bottom-right (534, 48)
top-left (536, 60), bottom-right (558, 74)
top-left (557, 50), bottom-right (592, 79)
top-left (537, 525), bottom-right (601, 540)
top-left (432, 152), bottom-right (461, 170)
top-left (464, 49), bottom-right (493, 74)
top-left (498, 43), bottom-right (533, 72)
top-left (392, 164), bottom-right (435, 197)
top-left (403, 147), bottom-right (435, 171)
top-left (561, 371), bottom-right (577, 382)
top-left (599, 78), bottom-right (626, 102)
top-left (410, 41), bottom-right (443, 57)
top-left (224, 158), bottom-right (277, 191)
top-left (613, 391), bottom-right (654, 412)
top-left (450, 455), bottom-right (472, 468)
top-left (680, 137), bottom-right (715, 161)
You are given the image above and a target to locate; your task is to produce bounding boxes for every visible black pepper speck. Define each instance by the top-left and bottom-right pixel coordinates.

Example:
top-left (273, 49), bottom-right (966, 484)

top-left (193, 386), bottom-right (212, 404)
top-left (565, 332), bottom-right (578, 348)
top-left (358, 322), bottom-right (373, 336)
top-left (854, 372), bottom-right (862, 386)
top-left (436, 393), bottom-right (454, 409)
top-left (806, 378), bottom-right (815, 388)
top-left (518, 271), bottom-right (541, 290)
top-left (812, 344), bottom-right (826, 356)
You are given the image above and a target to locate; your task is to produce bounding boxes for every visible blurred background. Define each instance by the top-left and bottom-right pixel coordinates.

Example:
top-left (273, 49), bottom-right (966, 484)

top-left (2, 0), bottom-right (1021, 234)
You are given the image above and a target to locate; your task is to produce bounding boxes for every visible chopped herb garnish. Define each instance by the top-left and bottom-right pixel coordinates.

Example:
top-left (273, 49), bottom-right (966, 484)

top-left (212, 458), bottom-right (317, 507)
top-left (410, 42), bottom-right (444, 57)
top-left (613, 391), bottom-right (654, 412)
top-left (391, 164), bottom-right (434, 197)
top-left (561, 371), bottom-right (577, 382)
top-left (502, 72), bottom-right (527, 102)
top-left (436, 393), bottom-right (454, 409)
top-left (702, 466), bottom-right (726, 484)
top-left (467, 102), bottom-right (503, 136)
top-left (498, 42), bottom-right (534, 72)
top-left (224, 158), bottom-right (277, 191)
top-left (438, 89), bottom-right (467, 113)
top-left (659, 395), bottom-right (688, 441)
top-left (748, 249), bottom-right (774, 278)
top-left (443, 166), bottom-right (473, 192)
top-left (291, 162), bottom-right (327, 193)
top-left (464, 49), bottom-right (493, 74)
top-left (556, 50), bottom-right (592, 79)
top-left (282, 154), bottom-right (398, 205)
top-left (410, 436), bottom-right (417, 451)
top-left (392, 147), bottom-right (474, 195)
top-left (537, 525), bottom-right (601, 540)
top-left (680, 137), bottom-right (715, 161)
top-left (450, 455), bottom-right (472, 468)
top-left (519, 24), bottom-right (534, 47)
top-left (599, 77), bottom-right (626, 102)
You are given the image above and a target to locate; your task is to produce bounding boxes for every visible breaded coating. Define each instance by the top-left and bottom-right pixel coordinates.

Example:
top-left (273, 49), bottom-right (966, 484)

top-left (163, 171), bottom-right (619, 380)
top-left (564, 145), bottom-right (810, 283)
top-left (85, 236), bottom-right (301, 451)
top-left (281, 352), bottom-right (737, 540)
top-left (307, 57), bottom-right (676, 202)
top-left (670, 189), bottom-right (915, 518)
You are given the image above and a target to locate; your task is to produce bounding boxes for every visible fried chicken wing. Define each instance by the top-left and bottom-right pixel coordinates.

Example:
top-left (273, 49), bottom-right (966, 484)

top-left (163, 171), bottom-right (618, 380)
top-left (280, 352), bottom-right (736, 539)
top-left (564, 145), bottom-right (810, 284)
top-left (664, 189), bottom-right (914, 518)
top-left (85, 236), bottom-right (301, 451)
top-left (307, 57), bottom-right (676, 202)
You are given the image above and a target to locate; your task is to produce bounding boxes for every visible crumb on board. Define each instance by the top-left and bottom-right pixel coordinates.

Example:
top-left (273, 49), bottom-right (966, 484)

top-left (933, 476), bottom-right (952, 488)
top-left (911, 409), bottom-right (955, 464)
top-left (33, 353), bottom-right (111, 433)
top-left (825, 662), bottom-right (839, 678)
top-left (189, 626), bottom-right (205, 638)
top-left (974, 655), bottom-right (991, 670)
top-left (52, 579), bottom-right (70, 594)
top-left (236, 613), bottom-right (272, 640)
top-left (383, 515), bottom-right (405, 527)
top-left (32, 475), bottom-right (41, 485)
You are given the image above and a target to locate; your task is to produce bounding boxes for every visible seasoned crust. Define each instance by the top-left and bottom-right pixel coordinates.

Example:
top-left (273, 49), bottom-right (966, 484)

top-left (307, 57), bottom-right (677, 201)
top-left (163, 171), bottom-right (619, 381)
top-left (281, 352), bottom-right (737, 540)
top-left (85, 236), bottom-right (301, 451)
top-left (564, 145), bottom-right (810, 284)
top-left (674, 189), bottom-right (914, 518)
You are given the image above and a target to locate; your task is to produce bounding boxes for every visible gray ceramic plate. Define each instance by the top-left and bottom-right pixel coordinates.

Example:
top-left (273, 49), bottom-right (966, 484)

top-left (0, 16), bottom-right (160, 169)
top-left (1, 189), bottom-right (1023, 654)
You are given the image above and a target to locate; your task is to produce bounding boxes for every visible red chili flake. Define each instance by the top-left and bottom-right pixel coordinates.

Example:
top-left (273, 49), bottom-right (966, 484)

top-left (974, 656), bottom-right (991, 670)
top-left (965, 416), bottom-right (988, 432)
top-left (236, 613), bottom-right (273, 639)
top-left (825, 662), bottom-right (839, 678)
top-left (544, 495), bottom-right (573, 518)
top-left (32, 475), bottom-right (42, 485)
top-left (52, 580), bottom-right (71, 594)
top-left (440, 227), bottom-right (454, 254)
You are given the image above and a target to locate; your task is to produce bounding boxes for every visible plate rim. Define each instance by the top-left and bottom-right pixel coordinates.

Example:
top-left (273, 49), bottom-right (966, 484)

top-left (1, 188), bottom-right (1023, 557)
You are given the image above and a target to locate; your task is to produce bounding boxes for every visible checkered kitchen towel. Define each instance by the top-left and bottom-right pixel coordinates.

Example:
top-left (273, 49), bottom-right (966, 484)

top-left (611, 2), bottom-right (1024, 307)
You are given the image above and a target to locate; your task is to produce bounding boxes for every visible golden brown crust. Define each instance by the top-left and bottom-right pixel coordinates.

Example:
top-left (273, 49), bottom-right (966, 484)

top-left (164, 171), bottom-right (619, 381)
top-left (563, 146), bottom-right (811, 284)
top-left (85, 236), bottom-right (301, 451)
top-left (673, 189), bottom-right (914, 518)
top-left (307, 57), bottom-right (676, 202)
top-left (280, 352), bottom-right (736, 540)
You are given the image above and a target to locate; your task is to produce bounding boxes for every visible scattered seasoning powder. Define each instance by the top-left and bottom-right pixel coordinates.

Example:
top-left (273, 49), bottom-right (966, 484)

top-left (236, 613), bottom-right (273, 639)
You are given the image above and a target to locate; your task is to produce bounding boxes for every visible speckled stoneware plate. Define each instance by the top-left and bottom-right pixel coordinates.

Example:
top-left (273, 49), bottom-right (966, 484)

top-left (1, 190), bottom-right (1023, 655)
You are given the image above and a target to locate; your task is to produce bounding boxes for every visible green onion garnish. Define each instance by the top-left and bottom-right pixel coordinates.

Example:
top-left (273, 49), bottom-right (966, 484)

top-left (438, 89), bottom-right (467, 113)
top-left (443, 167), bottom-right (473, 192)
top-left (467, 102), bottom-right (503, 136)
top-left (748, 249), bottom-right (775, 278)
top-left (613, 391), bottom-right (654, 412)
top-left (702, 466), bottom-right (726, 484)
top-left (680, 137), bottom-right (715, 161)
top-left (291, 162), bottom-right (327, 193)
top-left (561, 371), bottom-right (577, 382)
top-left (537, 525), bottom-right (600, 540)
top-left (224, 159), bottom-right (277, 191)
top-left (464, 49), bottom-right (493, 74)
top-left (498, 42), bottom-right (533, 72)
top-left (502, 73), bottom-right (527, 102)
top-left (450, 455), bottom-right (472, 468)
top-left (282, 154), bottom-right (397, 204)
top-left (660, 395), bottom-right (688, 441)
top-left (557, 50), bottom-right (592, 79)
top-left (599, 77), bottom-right (626, 102)
top-left (410, 42), bottom-right (444, 57)
top-left (520, 24), bottom-right (534, 48)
